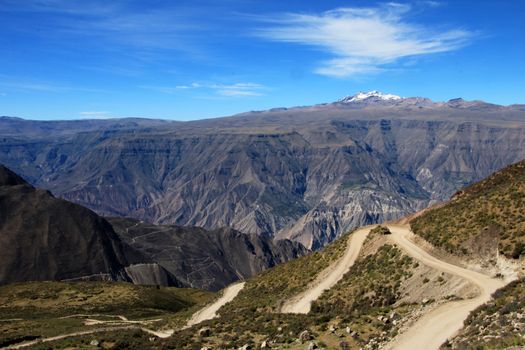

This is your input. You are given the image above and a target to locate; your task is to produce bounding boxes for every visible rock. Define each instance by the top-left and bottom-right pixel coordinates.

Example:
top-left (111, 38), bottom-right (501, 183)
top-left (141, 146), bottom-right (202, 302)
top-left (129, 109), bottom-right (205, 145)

top-left (277, 326), bottom-right (283, 332)
top-left (89, 339), bottom-right (99, 346)
top-left (239, 345), bottom-right (251, 350)
top-left (389, 311), bottom-right (399, 320)
top-left (260, 341), bottom-right (269, 349)
top-left (339, 341), bottom-right (350, 350)
top-left (422, 298), bottom-right (430, 304)
top-left (345, 326), bottom-right (351, 334)
top-left (201, 348), bottom-right (211, 350)
top-left (299, 330), bottom-right (311, 343)
top-left (307, 342), bottom-right (317, 350)
top-left (198, 327), bottom-right (211, 337)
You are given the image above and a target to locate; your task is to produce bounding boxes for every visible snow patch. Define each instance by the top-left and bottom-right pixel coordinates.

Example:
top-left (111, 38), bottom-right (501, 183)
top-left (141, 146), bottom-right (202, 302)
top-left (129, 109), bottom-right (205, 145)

top-left (339, 90), bottom-right (402, 103)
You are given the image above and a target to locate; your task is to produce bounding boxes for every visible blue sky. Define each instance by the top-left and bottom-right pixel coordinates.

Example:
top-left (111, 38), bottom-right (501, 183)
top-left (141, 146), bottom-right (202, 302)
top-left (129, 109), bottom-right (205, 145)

top-left (0, 0), bottom-right (524, 120)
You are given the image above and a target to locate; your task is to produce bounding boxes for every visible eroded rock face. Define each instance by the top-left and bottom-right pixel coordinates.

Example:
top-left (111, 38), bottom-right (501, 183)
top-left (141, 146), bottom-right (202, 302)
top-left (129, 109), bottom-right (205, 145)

top-left (109, 217), bottom-right (307, 291)
top-left (2, 99), bottom-right (525, 249)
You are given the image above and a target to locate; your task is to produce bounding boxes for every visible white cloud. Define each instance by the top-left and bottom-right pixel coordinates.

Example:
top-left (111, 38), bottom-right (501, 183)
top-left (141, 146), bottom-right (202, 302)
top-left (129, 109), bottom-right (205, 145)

top-left (257, 3), bottom-right (473, 77)
top-left (141, 82), bottom-right (266, 98)
top-left (212, 83), bottom-right (265, 97)
top-left (79, 111), bottom-right (112, 119)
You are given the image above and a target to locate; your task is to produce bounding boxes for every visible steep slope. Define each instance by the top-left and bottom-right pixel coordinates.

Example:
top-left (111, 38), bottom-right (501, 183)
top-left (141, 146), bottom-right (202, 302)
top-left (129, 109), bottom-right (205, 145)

top-left (0, 165), bottom-right (147, 285)
top-left (411, 159), bottom-right (525, 261)
top-left (108, 217), bottom-right (307, 291)
top-left (2, 93), bottom-right (525, 248)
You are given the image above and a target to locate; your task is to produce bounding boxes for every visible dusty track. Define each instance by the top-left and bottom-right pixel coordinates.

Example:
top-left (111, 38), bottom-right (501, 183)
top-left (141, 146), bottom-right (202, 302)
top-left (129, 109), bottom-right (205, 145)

top-left (383, 224), bottom-right (507, 350)
top-left (185, 282), bottom-right (245, 328)
top-left (280, 227), bottom-right (371, 314)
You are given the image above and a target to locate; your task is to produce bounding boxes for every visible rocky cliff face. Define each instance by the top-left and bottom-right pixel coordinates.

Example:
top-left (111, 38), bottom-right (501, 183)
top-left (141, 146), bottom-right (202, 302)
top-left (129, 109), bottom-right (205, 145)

top-left (108, 217), bottom-right (307, 291)
top-left (2, 96), bottom-right (525, 248)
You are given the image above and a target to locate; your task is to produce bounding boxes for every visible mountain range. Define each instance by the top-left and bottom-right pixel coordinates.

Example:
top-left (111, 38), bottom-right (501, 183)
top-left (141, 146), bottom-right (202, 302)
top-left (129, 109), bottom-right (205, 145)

top-left (1, 91), bottom-right (525, 248)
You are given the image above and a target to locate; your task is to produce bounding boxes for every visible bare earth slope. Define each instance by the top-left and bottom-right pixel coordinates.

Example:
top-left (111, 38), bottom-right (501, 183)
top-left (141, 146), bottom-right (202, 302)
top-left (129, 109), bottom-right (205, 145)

top-left (185, 282), bottom-right (245, 328)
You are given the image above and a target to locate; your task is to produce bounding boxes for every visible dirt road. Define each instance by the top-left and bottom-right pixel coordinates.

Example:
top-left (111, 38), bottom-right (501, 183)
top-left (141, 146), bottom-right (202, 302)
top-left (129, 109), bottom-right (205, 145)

top-left (185, 282), bottom-right (245, 328)
top-left (280, 227), bottom-right (371, 314)
top-left (384, 224), bottom-right (507, 350)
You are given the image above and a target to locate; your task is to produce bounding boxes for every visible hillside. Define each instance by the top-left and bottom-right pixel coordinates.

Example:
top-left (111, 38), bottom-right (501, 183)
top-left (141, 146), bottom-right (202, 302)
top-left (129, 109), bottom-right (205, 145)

top-left (2, 95), bottom-right (525, 248)
top-left (0, 165), bottom-right (154, 285)
top-left (411, 159), bottom-right (525, 261)
top-left (109, 217), bottom-right (307, 291)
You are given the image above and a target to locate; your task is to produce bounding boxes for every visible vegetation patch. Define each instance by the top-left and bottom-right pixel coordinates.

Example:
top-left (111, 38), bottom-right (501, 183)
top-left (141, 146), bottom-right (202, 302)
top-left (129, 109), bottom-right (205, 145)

top-left (369, 225), bottom-right (391, 236)
top-left (443, 278), bottom-right (525, 349)
top-left (0, 281), bottom-right (214, 347)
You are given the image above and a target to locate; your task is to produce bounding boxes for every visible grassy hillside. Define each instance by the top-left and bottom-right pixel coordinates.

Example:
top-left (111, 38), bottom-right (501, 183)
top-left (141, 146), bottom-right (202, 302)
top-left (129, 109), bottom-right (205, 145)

top-left (411, 159), bottom-right (525, 259)
top-left (220, 230), bottom-right (351, 314)
top-left (443, 278), bottom-right (525, 350)
top-left (159, 234), bottom-right (463, 350)
top-left (0, 281), bottom-right (213, 347)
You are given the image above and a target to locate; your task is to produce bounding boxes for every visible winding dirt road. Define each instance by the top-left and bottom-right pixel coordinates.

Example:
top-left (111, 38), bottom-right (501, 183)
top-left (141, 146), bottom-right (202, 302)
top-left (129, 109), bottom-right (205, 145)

top-left (185, 281), bottom-right (245, 328)
top-left (281, 226), bottom-right (371, 314)
top-left (383, 225), bottom-right (507, 350)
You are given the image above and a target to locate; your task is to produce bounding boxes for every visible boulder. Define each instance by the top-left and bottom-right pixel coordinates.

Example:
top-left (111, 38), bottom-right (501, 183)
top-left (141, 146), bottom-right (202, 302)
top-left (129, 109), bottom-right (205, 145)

top-left (198, 327), bottom-right (211, 337)
top-left (298, 330), bottom-right (311, 343)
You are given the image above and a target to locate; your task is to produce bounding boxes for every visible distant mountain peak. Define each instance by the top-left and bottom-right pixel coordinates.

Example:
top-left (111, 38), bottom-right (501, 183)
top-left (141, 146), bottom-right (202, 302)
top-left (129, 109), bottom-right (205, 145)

top-left (338, 90), bottom-right (402, 103)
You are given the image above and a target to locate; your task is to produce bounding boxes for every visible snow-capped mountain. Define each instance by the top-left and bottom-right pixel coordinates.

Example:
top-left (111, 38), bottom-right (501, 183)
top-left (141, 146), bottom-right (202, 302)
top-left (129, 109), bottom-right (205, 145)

top-left (338, 90), bottom-right (403, 103)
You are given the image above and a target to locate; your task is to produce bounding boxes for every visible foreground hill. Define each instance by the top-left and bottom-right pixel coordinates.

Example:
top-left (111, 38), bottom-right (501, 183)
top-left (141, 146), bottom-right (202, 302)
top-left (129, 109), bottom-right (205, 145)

top-left (411, 159), bottom-right (525, 261)
top-left (109, 218), bottom-right (307, 291)
top-left (2, 93), bottom-right (525, 248)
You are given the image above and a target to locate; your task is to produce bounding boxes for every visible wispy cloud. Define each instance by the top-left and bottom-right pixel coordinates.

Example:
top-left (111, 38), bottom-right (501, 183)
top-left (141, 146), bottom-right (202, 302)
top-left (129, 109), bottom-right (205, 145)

top-left (256, 3), bottom-right (474, 77)
top-left (212, 83), bottom-right (265, 97)
top-left (79, 111), bottom-right (112, 119)
top-left (0, 76), bottom-right (111, 94)
top-left (0, 0), bottom-right (206, 56)
top-left (140, 82), bottom-right (266, 98)
top-left (0, 80), bottom-right (69, 92)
